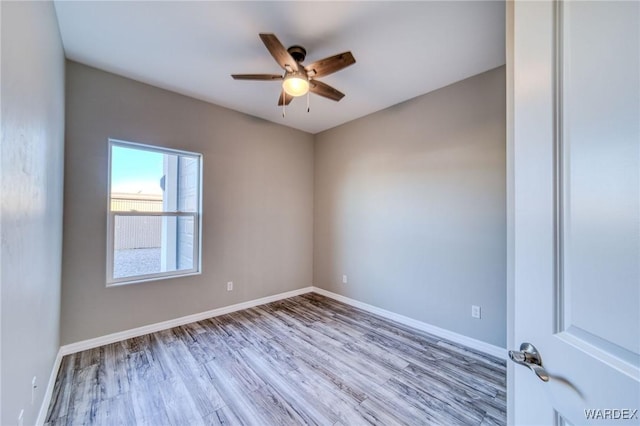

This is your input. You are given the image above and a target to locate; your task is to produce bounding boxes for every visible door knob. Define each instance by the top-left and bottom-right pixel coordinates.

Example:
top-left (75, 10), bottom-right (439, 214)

top-left (509, 342), bottom-right (549, 382)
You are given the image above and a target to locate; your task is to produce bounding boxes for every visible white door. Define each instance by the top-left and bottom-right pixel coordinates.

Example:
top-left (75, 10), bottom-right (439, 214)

top-left (510, 0), bottom-right (639, 425)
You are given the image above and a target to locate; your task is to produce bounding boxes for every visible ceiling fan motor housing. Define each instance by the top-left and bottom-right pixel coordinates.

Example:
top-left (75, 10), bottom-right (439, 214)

top-left (287, 45), bottom-right (307, 63)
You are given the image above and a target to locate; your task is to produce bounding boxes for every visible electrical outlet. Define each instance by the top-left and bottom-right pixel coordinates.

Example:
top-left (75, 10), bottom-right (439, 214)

top-left (342, 275), bottom-right (348, 284)
top-left (31, 376), bottom-right (37, 405)
top-left (18, 409), bottom-right (24, 426)
top-left (471, 305), bottom-right (481, 319)
top-left (227, 281), bottom-right (233, 291)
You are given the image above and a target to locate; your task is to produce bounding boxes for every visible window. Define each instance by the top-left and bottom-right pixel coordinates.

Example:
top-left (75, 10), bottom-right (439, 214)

top-left (107, 139), bottom-right (202, 286)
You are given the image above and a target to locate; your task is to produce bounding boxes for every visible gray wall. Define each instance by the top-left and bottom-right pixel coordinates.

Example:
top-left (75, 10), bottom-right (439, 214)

top-left (61, 62), bottom-right (314, 344)
top-left (314, 67), bottom-right (506, 348)
top-left (0, 1), bottom-right (66, 424)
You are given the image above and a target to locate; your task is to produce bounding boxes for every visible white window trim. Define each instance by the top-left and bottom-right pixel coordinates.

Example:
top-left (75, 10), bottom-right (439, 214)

top-left (106, 139), bottom-right (203, 287)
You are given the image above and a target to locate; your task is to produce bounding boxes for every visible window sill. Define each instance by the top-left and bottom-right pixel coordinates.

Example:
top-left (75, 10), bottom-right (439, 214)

top-left (106, 271), bottom-right (201, 288)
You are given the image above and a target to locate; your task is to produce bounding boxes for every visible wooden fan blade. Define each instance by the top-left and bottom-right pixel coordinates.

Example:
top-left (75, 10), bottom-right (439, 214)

top-left (277, 91), bottom-right (294, 106)
top-left (259, 33), bottom-right (299, 72)
top-left (231, 74), bottom-right (283, 80)
top-left (304, 52), bottom-right (355, 78)
top-left (309, 80), bottom-right (345, 102)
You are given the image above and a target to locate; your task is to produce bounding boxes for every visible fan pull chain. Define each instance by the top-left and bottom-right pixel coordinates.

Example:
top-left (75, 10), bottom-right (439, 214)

top-left (282, 90), bottom-right (286, 118)
top-left (307, 91), bottom-right (310, 113)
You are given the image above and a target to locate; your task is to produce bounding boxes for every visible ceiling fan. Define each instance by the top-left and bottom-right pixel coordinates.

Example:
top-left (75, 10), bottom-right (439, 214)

top-left (232, 33), bottom-right (356, 109)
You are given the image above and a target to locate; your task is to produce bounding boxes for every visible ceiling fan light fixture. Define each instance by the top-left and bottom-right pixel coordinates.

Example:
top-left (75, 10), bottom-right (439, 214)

top-left (282, 72), bottom-right (309, 97)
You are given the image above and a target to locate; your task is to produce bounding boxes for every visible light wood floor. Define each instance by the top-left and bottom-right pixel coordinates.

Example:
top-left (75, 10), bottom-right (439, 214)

top-left (45, 293), bottom-right (506, 425)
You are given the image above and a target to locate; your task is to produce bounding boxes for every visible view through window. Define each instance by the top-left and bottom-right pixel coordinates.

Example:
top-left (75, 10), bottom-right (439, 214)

top-left (107, 140), bottom-right (201, 285)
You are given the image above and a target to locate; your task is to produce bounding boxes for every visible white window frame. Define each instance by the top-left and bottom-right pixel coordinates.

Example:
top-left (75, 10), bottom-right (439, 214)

top-left (106, 139), bottom-right (203, 286)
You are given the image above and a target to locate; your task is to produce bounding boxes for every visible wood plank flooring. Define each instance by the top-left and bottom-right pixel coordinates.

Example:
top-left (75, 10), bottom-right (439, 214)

top-left (45, 293), bottom-right (506, 425)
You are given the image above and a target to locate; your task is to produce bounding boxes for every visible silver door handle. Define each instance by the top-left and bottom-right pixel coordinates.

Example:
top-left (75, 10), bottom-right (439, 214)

top-left (509, 342), bottom-right (549, 382)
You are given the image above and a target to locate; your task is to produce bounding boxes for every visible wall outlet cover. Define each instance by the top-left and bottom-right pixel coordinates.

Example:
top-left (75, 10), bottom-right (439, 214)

top-left (471, 305), bottom-right (481, 319)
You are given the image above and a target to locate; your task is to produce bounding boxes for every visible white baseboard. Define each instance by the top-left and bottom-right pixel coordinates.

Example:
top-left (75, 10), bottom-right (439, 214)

top-left (57, 284), bottom-right (506, 360)
top-left (310, 286), bottom-right (507, 360)
top-left (59, 286), bottom-right (314, 356)
top-left (36, 348), bottom-right (63, 426)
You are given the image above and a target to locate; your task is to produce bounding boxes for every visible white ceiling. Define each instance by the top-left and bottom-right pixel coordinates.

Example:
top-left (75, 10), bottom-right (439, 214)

top-left (53, 1), bottom-right (505, 134)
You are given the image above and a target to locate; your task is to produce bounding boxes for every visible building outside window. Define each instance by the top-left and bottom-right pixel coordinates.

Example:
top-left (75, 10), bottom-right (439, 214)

top-left (107, 139), bottom-right (202, 286)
